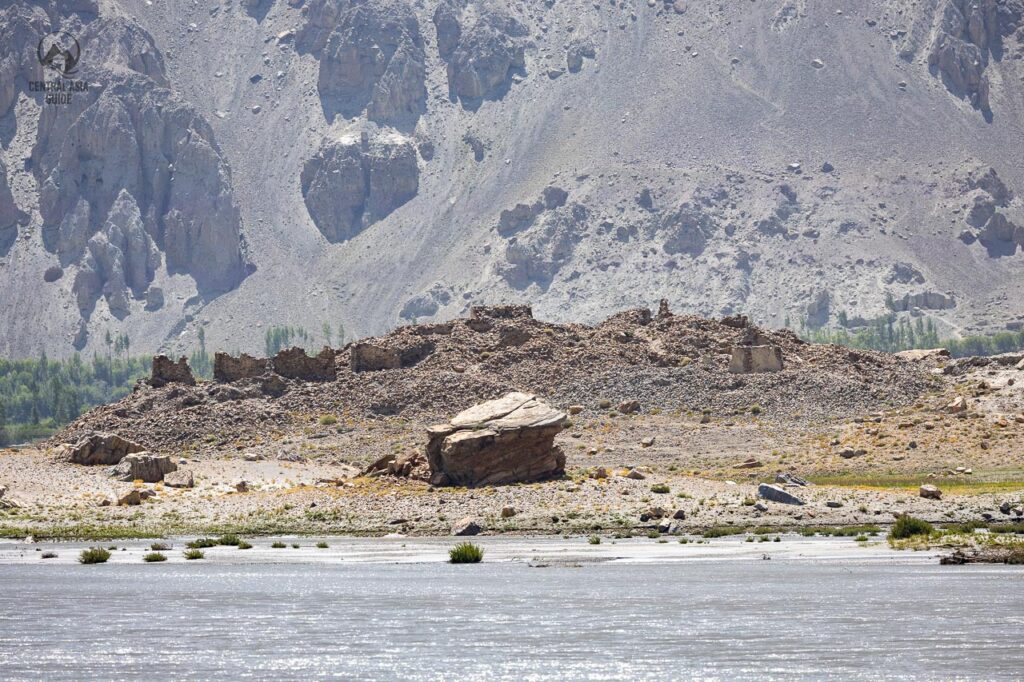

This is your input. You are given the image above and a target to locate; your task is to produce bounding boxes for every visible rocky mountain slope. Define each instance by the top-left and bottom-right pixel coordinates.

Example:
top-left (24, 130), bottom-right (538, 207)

top-left (2, 0), bottom-right (1024, 358)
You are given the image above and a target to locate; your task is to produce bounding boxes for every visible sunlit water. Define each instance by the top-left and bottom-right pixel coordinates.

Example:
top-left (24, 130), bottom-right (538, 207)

top-left (1, 537), bottom-right (1023, 680)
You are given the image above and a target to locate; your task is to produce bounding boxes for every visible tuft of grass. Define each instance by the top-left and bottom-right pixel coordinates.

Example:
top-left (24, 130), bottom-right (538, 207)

top-left (318, 415), bottom-right (339, 426)
top-left (855, 535), bottom-right (869, 542)
top-left (41, 551), bottom-right (58, 559)
top-left (183, 549), bottom-right (204, 560)
top-left (143, 552), bottom-right (167, 563)
top-left (237, 541), bottom-right (253, 550)
top-left (216, 534), bottom-right (241, 546)
top-left (291, 543), bottom-right (300, 549)
top-left (650, 484), bottom-right (670, 494)
top-left (448, 542), bottom-right (484, 564)
top-left (150, 542), bottom-right (171, 551)
top-left (271, 541), bottom-right (286, 549)
top-left (588, 535), bottom-right (601, 545)
top-left (702, 526), bottom-right (745, 539)
top-left (890, 514), bottom-right (934, 540)
top-left (78, 548), bottom-right (111, 564)
top-left (316, 541), bottom-right (329, 549)
top-left (187, 538), bottom-right (219, 549)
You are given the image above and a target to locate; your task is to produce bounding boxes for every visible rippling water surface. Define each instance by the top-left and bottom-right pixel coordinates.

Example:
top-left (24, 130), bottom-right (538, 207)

top-left (2, 539), bottom-right (1023, 680)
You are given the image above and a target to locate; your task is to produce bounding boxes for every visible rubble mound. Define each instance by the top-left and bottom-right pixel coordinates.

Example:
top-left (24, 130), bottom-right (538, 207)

top-left (52, 305), bottom-right (936, 454)
top-left (426, 392), bottom-right (567, 486)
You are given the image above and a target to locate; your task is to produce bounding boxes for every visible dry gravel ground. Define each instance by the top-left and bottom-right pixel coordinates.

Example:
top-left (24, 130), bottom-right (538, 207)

top-left (2, 357), bottom-right (1022, 539)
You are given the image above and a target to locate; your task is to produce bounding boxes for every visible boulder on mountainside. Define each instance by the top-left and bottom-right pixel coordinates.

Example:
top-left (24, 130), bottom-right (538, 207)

top-left (59, 432), bottom-right (145, 466)
top-left (434, 0), bottom-right (528, 101)
top-left (301, 132), bottom-right (419, 243)
top-left (164, 469), bottom-right (195, 488)
top-left (109, 452), bottom-right (177, 482)
top-left (757, 483), bottom-right (805, 505)
top-left (426, 392), bottom-right (567, 486)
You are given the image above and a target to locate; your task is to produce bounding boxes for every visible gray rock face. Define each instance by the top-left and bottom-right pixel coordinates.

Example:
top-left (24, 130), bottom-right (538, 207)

top-left (301, 132), bottom-right (418, 242)
top-left (427, 392), bottom-right (567, 487)
top-left (0, 159), bottom-right (25, 253)
top-left (757, 483), bottom-right (805, 505)
top-left (0, 2), bottom-right (48, 118)
top-left (60, 432), bottom-right (145, 466)
top-left (35, 70), bottom-right (248, 300)
top-left (499, 202), bottom-right (587, 289)
top-left (311, 0), bottom-right (427, 124)
top-left (109, 452), bottom-right (177, 482)
top-left (434, 0), bottom-right (528, 101)
top-left (164, 469), bottom-right (194, 488)
top-left (927, 0), bottom-right (1022, 112)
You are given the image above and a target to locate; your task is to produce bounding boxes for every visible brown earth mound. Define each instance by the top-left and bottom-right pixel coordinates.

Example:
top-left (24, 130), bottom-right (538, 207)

top-left (50, 305), bottom-right (934, 454)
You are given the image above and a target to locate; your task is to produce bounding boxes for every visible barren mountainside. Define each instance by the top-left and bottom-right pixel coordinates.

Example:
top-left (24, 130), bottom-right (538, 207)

top-left (2, 0), bottom-right (1024, 358)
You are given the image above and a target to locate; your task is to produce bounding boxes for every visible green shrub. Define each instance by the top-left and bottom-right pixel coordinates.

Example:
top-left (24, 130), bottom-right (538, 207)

top-left (855, 535), bottom-right (868, 542)
top-left (216, 534), bottom-right (241, 546)
top-left (271, 541), bottom-right (286, 549)
top-left (702, 526), bottom-right (744, 539)
top-left (316, 541), bottom-right (329, 549)
top-left (651, 484), bottom-right (670, 494)
top-left (41, 551), bottom-right (58, 559)
top-left (183, 549), bottom-right (204, 560)
top-left (78, 548), bottom-right (111, 564)
top-left (291, 543), bottom-right (300, 549)
top-left (749, 404), bottom-right (763, 415)
top-left (318, 415), bottom-right (338, 426)
top-left (150, 542), bottom-right (171, 551)
top-left (143, 552), bottom-right (167, 563)
top-left (237, 541), bottom-right (253, 550)
top-left (187, 537), bottom-right (218, 549)
top-left (448, 542), bottom-right (484, 564)
top-left (588, 535), bottom-right (601, 545)
top-left (890, 515), bottom-right (934, 540)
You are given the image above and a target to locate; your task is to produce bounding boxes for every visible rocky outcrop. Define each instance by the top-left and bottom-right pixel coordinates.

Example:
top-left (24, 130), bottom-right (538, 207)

top-left (272, 347), bottom-right (337, 381)
top-left (890, 291), bottom-right (957, 312)
top-left (499, 203), bottom-right (587, 290)
top-left (659, 202), bottom-right (716, 255)
top-left (399, 282), bottom-right (453, 321)
top-left (150, 356), bottom-right (196, 387)
top-left (434, 1), bottom-right (528, 101)
top-left (0, 159), bottom-right (25, 253)
top-left (213, 352), bottom-right (268, 382)
top-left (426, 392), bottom-right (567, 487)
top-left (59, 432), bottom-right (144, 466)
top-left (164, 469), bottom-right (194, 488)
top-left (927, 0), bottom-right (1023, 112)
top-left (350, 343), bottom-right (401, 372)
top-left (301, 132), bottom-right (419, 242)
top-left (311, 0), bottom-right (427, 124)
top-left (109, 452), bottom-right (177, 482)
top-left (729, 345), bottom-right (784, 373)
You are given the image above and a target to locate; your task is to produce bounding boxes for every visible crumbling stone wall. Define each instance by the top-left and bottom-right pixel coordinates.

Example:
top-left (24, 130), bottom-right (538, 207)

top-left (271, 347), bottom-right (337, 381)
top-left (213, 352), bottom-right (269, 382)
top-left (149, 356), bottom-right (196, 387)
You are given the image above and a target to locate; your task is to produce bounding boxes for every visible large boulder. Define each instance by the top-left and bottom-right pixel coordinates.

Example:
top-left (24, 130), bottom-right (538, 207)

top-left (60, 432), bottom-right (145, 466)
top-left (109, 453), bottom-right (177, 482)
top-left (729, 345), bottom-right (784, 373)
top-left (149, 355), bottom-right (196, 387)
top-left (426, 392), bottom-right (567, 487)
top-left (434, 1), bottom-right (528, 101)
top-left (301, 132), bottom-right (419, 243)
top-left (757, 483), bottom-right (805, 506)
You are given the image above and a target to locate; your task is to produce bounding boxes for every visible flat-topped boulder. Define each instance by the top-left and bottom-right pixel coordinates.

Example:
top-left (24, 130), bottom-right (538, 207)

top-left (58, 432), bottom-right (145, 466)
top-left (110, 453), bottom-right (177, 482)
top-left (427, 392), bottom-right (567, 487)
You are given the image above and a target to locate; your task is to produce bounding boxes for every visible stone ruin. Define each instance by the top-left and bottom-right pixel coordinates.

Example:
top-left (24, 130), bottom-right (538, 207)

top-left (470, 304), bottom-right (533, 320)
top-left (350, 343), bottom-right (402, 372)
top-left (426, 392), bottom-right (567, 487)
top-left (149, 356), bottom-right (196, 387)
top-left (213, 352), bottom-right (268, 382)
top-left (729, 345), bottom-right (784, 374)
top-left (271, 347), bottom-right (337, 381)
